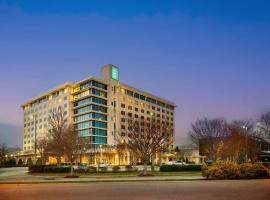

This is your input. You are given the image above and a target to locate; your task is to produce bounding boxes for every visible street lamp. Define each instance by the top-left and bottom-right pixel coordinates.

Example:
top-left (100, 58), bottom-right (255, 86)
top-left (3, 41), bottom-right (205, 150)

top-left (242, 125), bottom-right (248, 162)
top-left (30, 115), bottom-right (37, 162)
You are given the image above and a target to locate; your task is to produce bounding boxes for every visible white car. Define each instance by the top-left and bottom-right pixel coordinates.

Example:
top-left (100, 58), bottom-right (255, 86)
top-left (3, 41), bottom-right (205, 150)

top-left (167, 160), bottom-right (187, 165)
top-left (98, 162), bottom-right (106, 168)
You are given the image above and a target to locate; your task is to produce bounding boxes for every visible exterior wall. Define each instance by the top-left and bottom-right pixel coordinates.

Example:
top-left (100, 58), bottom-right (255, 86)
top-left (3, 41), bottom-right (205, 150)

top-left (21, 84), bottom-right (73, 155)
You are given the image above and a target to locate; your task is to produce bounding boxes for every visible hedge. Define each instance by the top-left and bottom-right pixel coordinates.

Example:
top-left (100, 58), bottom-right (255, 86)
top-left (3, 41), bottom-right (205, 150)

top-left (44, 166), bottom-right (71, 173)
top-left (160, 165), bottom-right (202, 172)
top-left (87, 166), bottom-right (97, 173)
top-left (112, 166), bottom-right (120, 172)
top-left (202, 161), bottom-right (270, 180)
top-left (29, 165), bottom-right (45, 173)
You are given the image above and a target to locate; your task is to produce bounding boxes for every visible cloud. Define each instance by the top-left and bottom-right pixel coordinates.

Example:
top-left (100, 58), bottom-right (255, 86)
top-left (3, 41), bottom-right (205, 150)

top-left (0, 123), bottom-right (22, 148)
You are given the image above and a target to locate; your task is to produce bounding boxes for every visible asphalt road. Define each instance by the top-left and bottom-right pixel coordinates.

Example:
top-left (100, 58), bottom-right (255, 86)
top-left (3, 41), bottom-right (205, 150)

top-left (0, 180), bottom-right (270, 200)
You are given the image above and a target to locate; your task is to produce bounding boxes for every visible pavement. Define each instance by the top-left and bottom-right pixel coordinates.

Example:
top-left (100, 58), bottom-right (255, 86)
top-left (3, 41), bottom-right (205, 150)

top-left (0, 167), bottom-right (203, 184)
top-left (1, 179), bottom-right (270, 200)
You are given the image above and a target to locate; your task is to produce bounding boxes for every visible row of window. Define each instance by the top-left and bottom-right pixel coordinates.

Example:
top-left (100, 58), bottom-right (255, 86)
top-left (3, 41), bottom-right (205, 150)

top-left (74, 89), bottom-right (107, 100)
top-left (74, 104), bottom-right (107, 114)
top-left (77, 80), bottom-right (107, 91)
top-left (24, 101), bottom-right (68, 116)
top-left (78, 128), bottom-right (107, 136)
top-left (74, 113), bottom-right (107, 122)
top-left (121, 104), bottom-right (173, 115)
top-left (75, 120), bottom-right (107, 129)
top-left (124, 89), bottom-right (174, 110)
top-left (120, 111), bottom-right (173, 121)
top-left (74, 97), bottom-right (107, 107)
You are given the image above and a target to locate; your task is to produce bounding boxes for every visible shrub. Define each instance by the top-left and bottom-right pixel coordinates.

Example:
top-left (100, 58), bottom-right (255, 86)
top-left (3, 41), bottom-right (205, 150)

top-left (98, 166), bottom-right (107, 173)
top-left (87, 166), bottom-right (97, 173)
top-left (202, 161), bottom-right (240, 180)
top-left (44, 166), bottom-right (71, 173)
top-left (29, 165), bottom-right (45, 173)
top-left (4, 158), bottom-right (17, 167)
top-left (26, 158), bottom-right (33, 166)
top-left (239, 163), bottom-right (270, 179)
top-left (160, 165), bottom-right (202, 172)
top-left (202, 161), bottom-right (270, 180)
top-left (125, 165), bottom-right (134, 172)
top-left (112, 166), bottom-right (120, 172)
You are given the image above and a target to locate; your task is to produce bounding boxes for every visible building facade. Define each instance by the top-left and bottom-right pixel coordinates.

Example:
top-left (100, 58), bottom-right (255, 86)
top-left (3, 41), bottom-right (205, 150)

top-left (21, 64), bottom-right (176, 164)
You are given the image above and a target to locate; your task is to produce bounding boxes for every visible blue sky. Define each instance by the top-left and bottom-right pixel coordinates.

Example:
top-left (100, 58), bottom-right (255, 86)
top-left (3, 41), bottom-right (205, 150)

top-left (0, 0), bottom-right (270, 147)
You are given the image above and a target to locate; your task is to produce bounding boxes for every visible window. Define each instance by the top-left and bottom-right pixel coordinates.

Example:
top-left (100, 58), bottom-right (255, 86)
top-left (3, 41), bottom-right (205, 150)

top-left (135, 114), bottom-right (138, 118)
top-left (121, 104), bottom-right (125, 108)
top-left (134, 93), bottom-right (140, 99)
top-left (128, 113), bottom-right (132, 117)
top-left (121, 125), bottom-right (126, 129)
top-left (121, 111), bottom-right (125, 115)
top-left (128, 106), bottom-right (132, 110)
top-left (121, 118), bottom-right (125, 123)
top-left (64, 96), bottom-right (68, 101)
top-left (135, 107), bottom-right (138, 112)
top-left (141, 109), bottom-right (144, 113)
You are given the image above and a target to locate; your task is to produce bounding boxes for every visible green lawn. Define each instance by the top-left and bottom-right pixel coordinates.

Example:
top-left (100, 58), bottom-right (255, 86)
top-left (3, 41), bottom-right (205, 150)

top-left (29, 171), bottom-right (202, 178)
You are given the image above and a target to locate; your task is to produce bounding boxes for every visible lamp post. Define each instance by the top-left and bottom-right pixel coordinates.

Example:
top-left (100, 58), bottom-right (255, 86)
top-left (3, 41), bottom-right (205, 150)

top-left (30, 115), bottom-right (37, 162)
top-left (242, 125), bottom-right (248, 162)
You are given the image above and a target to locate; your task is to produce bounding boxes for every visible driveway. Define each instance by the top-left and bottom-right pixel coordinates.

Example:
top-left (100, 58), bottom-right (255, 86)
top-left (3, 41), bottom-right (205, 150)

top-left (0, 167), bottom-right (28, 179)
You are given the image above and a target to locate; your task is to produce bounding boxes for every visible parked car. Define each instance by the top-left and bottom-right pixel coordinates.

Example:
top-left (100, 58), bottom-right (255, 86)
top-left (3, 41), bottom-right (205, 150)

top-left (98, 162), bottom-right (106, 168)
top-left (167, 160), bottom-right (187, 165)
top-left (73, 163), bottom-right (88, 172)
top-left (205, 160), bottom-right (213, 165)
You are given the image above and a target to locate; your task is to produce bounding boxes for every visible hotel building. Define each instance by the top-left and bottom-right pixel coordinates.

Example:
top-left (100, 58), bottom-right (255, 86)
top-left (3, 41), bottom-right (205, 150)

top-left (21, 64), bottom-right (176, 164)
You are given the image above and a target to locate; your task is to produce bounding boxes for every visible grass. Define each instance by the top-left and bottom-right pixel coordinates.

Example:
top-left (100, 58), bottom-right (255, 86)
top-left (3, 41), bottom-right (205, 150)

top-left (29, 171), bottom-right (202, 178)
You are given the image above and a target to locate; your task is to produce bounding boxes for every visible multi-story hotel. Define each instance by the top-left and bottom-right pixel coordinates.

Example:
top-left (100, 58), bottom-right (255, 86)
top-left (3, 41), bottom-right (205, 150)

top-left (21, 64), bottom-right (176, 164)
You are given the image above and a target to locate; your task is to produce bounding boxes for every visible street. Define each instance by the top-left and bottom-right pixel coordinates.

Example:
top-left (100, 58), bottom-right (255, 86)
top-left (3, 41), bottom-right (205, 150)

top-left (1, 179), bottom-right (270, 200)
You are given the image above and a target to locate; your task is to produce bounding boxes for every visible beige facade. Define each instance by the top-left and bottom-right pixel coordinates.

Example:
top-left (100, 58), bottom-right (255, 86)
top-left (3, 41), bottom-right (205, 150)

top-left (21, 64), bottom-right (176, 164)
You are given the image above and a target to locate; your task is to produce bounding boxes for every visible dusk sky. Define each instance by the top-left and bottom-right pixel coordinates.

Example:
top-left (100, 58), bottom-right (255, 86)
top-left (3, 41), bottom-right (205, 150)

top-left (1, 0), bottom-right (270, 147)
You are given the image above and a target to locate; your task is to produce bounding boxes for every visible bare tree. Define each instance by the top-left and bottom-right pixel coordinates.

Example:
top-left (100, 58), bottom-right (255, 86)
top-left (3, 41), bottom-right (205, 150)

top-left (46, 106), bottom-right (69, 166)
top-left (189, 118), bottom-right (229, 161)
top-left (64, 125), bottom-right (80, 176)
top-left (125, 119), bottom-right (174, 176)
top-left (115, 140), bottom-right (126, 165)
top-left (258, 111), bottom-right (270, 138)
top-left (224, 121), bottom-right (260, 162)
top-left (35, 136), bottom-right (50, 165)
